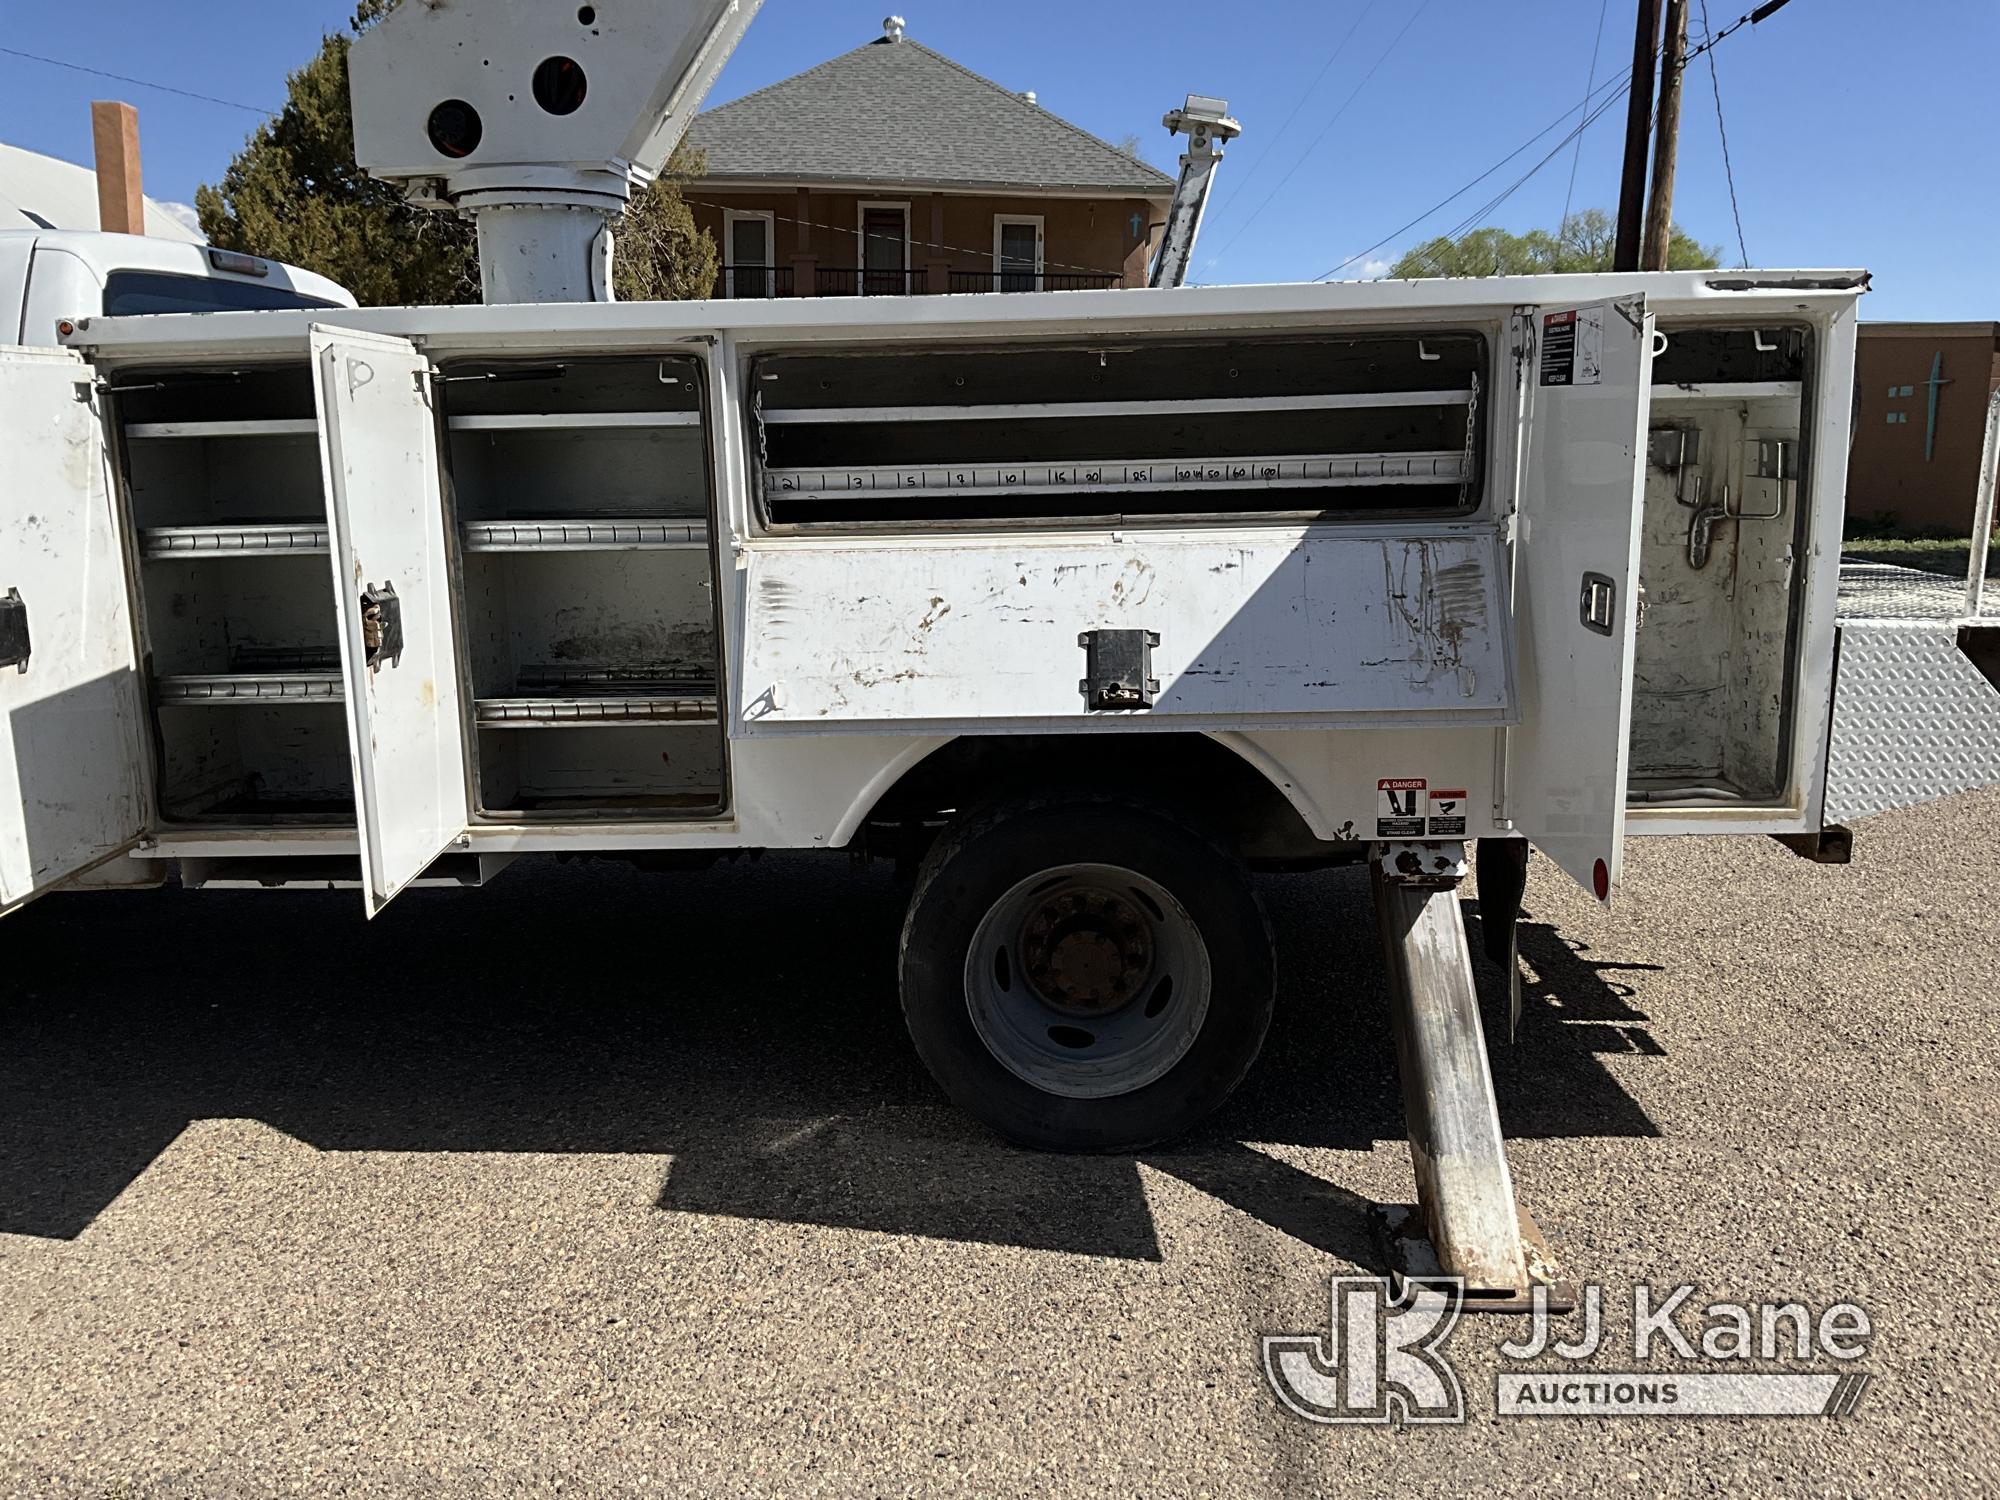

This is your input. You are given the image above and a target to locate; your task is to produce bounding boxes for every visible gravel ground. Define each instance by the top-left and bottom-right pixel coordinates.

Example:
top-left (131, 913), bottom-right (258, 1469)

top-left (2, 789), bottom-right (1996, 1497)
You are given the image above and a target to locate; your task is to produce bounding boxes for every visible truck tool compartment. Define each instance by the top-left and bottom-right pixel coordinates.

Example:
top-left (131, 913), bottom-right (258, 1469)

top-left (442, 354), bottom-right (726, 819)
top-left (1631, 325), bottom-right (1816, 807)
top-left (752, 331), bottom-right (1485, 527)
top-left (115, 361), bottom-right (352, 824)
top-left (737, 326), bottom-right (1514, 734)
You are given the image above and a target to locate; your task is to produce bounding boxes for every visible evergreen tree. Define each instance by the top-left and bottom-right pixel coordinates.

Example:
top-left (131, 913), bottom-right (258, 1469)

top-left (196, 1), bottom-right (718, 306)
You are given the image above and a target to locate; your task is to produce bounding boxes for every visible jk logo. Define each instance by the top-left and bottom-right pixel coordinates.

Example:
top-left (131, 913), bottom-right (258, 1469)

top-left (1262, 1278), bottom-right (1467, 1425)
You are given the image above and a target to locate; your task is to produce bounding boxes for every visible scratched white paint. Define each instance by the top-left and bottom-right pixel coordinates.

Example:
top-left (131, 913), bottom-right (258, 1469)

top-left (311, 326), bottom-right (470, 916)
top-left (736, 527), bottom-right (1512, 732)
top-left (47, 275), bottom-right (1868, 895)
top-left (0, 346), bottom-right (148, 910)
top-left (1504, 298), bottom-right (1653, 903)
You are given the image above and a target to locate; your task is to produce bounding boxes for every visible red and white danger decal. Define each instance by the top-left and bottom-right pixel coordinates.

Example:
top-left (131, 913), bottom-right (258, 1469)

top-left (1376, 778), bottom-right (1426, 838)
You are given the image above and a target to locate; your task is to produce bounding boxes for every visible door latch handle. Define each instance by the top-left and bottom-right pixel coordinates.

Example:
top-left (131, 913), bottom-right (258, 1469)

top-left (1579, 572), bottom-right (1616, 636)
top-left (0, 588), bottom-right (30, 672)
top-left (361, 583), bottom-right (403, 671)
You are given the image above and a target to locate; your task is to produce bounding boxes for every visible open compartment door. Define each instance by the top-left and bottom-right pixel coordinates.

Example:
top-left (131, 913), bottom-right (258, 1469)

top-left (311, 327), bottom-right (469, 917)
top-left (0, 347), bottom-right (148, 912)
top-left (1506, 296), bottom-right (1653, 904)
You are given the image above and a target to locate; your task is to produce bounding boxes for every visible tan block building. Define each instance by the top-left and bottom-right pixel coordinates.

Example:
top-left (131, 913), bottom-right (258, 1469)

top-left (683, 19), bottom-right (1173, 299)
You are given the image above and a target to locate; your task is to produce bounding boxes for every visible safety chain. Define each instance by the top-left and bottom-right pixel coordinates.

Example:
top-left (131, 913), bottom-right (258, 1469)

top-left (1458, 368), bottom-right (1480, 507)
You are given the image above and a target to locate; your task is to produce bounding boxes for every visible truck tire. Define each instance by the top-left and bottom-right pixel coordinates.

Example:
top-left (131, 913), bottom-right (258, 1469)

top-left (899, 793), bottom-right (1276, 1151)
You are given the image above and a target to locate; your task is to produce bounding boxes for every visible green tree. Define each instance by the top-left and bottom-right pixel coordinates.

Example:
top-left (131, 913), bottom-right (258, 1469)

top-left (196, 0), bottom-right (718, 306)
top-left (1388, 209), bottom-right (1721, 279)
top-left (612, 147), bottom-right (720, 303)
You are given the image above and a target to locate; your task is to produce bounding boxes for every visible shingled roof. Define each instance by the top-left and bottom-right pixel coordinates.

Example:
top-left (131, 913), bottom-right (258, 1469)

top-left (688, 32), bottom-right (1174, 197)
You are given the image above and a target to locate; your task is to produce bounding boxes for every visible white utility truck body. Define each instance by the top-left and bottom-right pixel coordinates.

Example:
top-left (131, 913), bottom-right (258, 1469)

top-left (7, 270), bottom-right (1862, 916)
top-left (8, 0), bottom-right (1993, 1304)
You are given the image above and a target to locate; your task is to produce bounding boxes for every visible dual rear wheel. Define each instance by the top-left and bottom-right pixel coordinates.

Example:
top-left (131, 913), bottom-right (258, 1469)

top-left (898, 794), bottom-right (1276, 1152)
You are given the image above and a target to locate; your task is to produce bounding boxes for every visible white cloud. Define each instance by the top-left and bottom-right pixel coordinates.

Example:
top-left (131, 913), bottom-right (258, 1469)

top-left (157, 200), bottom-right (202, 235)
top-left (1359, 257), bottom-right (1393, 280)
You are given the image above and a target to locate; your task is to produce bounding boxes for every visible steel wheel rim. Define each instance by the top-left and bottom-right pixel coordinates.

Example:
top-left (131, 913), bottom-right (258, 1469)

top-left (963, 862), bottom-right (1212, 1100)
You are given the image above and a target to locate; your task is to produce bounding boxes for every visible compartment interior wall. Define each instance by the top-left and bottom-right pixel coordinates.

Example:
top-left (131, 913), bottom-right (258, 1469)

top-left (476, 726), bottom-right (724, 815)
top-left (142, 555), bottom-right (337, 675)
top-left (125, 434), bottom-right (326, 530)
top-left (461, 551), bottom-right (716, 697)
top-left (448, 428), bottom-right (710, 518)
top-left (156, 704), bottom-right (353, 821)
top-left (1631, 332), bottom-right (1808, 803)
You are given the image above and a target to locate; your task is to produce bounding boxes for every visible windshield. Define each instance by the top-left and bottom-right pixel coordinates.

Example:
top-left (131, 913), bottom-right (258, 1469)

top-left (102, 270), bottom-right (340, 316)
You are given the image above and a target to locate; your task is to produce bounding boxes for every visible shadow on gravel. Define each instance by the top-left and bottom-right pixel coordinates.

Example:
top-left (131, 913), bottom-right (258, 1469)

top-left (0, 855), bottom-right (1660, 1257)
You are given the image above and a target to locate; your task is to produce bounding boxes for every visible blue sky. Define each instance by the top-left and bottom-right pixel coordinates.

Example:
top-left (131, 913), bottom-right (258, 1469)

top-left (1, 0), bottom-right (1991, 318)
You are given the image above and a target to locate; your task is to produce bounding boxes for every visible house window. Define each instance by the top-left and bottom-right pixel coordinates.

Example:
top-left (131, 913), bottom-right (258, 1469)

top-left (724, 209), bottom-right (775, 298)
top-left (857, 202), bottom-right (910, 295)
top-left (993, 215), bottom-right (1044, 292)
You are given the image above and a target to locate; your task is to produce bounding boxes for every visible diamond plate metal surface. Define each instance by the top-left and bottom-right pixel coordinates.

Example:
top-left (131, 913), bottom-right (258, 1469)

top-left (1827, 621), bottom-right (2000, 822)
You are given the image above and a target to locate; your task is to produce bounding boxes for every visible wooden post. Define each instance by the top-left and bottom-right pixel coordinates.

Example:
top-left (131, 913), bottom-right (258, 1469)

top-left (925, 192), bottom-right (951, 294)
top-left (1641, 0), bottom-right (1689, 271)
top-left (1612, 0), bottom-right (1663, 272)
top-left (90, 101), bottom-right (146, 236)
top-left (788, 186), bottom-right (816, 296)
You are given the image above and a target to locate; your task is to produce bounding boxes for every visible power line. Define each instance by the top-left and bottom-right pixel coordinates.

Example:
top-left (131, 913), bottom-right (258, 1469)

top-left (1561, 0), bottom-right (1614, 229)
top-left (1699, 0), bottom-right (1751, 264)
top-left (1430, 74), bottom-right (1635, 249)
top-left (1204, 1), bottom-right (1382, 224)
top-left (1202, 0), bottom-right (1436, 272)
top-left (0, 45), bottom-right (277, 116)
top-left (1318, 0), bottom-right (1794, 282)
top-left (1314, 65), bottom-right (1635, 280)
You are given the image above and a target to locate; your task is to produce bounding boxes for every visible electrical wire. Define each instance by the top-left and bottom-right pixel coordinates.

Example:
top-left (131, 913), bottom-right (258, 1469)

top-left (1314, 65), bottom-right (1636, 280)
top-left (0, 45), bottom-right (277, 116)
top-left (1561, 0), bottom-right (1613, 230)
top-left (1426, 74), bottom-right (1635, 252)
top-left (1318, 0), bottom-right (1796, 282)
top-left (1203, 1), bottom-right (1381, 224)
top-left (1698, 0), bottom-right (1751, 266)
top-left (1201, 0), bottom-right (1436, 272)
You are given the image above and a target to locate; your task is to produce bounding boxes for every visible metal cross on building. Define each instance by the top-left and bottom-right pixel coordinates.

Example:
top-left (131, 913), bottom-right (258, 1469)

top-left (1925, 349), bottom-right (1953, 462)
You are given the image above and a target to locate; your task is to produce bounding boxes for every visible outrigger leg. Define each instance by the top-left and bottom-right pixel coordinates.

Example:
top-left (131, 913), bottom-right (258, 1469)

top-left (1368, 840), bottom-right (1571, 1313)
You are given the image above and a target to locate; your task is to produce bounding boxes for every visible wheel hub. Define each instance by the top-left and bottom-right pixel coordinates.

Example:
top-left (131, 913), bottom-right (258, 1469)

top-left (1020, 889), bottom-right (1153, 1014)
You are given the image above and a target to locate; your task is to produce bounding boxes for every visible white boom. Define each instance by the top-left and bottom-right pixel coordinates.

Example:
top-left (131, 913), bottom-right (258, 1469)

top-left (350, 0), bottom-right (765, 304)
top-left (1149, 93), bottom-right (1241, 289)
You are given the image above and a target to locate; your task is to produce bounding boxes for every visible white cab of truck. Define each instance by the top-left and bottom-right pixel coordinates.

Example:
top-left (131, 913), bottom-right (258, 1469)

top-left (0, 229), bottom-right (353, 345)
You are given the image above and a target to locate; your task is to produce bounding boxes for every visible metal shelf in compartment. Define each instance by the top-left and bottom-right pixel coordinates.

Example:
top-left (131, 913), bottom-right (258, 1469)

top-left (124, 419), bottom-right (320, 439)
top-left (460, 518), bottom-right (708, 552)
top-left (764, 449), bottom-right (1467, 503)
top-left (475, 665), bottom-right (717, 728)
top-left (158, 649), bottom-right (342, 705)
top-left (447, 411), bottom-right (702, 431)
top-left (158, 673), bottom-right (343, 705)
top-left (141, 523), bottom-right (329, 558)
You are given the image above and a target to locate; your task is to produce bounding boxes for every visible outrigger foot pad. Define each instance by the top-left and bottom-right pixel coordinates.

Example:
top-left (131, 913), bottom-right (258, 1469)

top-left (1370, 1202), bottom-right (1576, 1316)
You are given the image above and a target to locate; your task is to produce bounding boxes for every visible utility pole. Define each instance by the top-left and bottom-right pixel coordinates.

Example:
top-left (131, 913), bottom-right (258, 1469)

top-left (1641, 0), bottom-right (1690, 270)
top-left (1613, 0), bottom-right (1663, 272)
